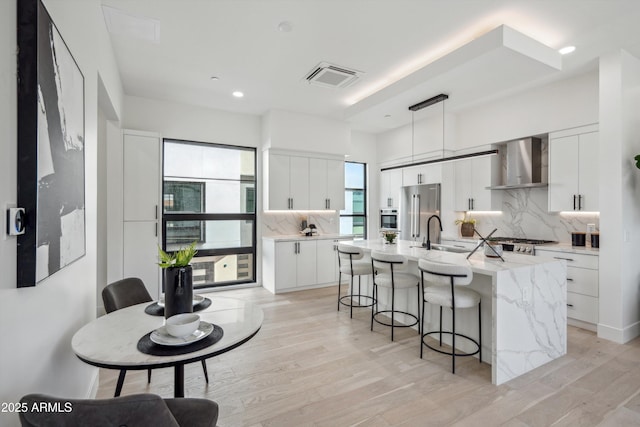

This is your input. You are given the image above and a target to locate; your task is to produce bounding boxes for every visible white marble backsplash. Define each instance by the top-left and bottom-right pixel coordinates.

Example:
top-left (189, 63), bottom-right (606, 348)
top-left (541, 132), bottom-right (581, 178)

top-left (262, 211), bottom-right (339, 236)
top-left (469, 187), bottom-right (599, 243)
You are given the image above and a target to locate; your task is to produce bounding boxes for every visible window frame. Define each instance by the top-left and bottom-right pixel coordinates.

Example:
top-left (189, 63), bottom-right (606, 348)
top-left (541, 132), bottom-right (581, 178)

top-left (340, 161), bottom-right (367, 239)
top-left (161, 138), bottom-right (257, 288)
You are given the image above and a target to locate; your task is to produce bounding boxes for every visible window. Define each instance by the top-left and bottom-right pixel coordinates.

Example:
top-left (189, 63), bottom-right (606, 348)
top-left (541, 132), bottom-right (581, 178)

top-left (162, 139), bottom-right (256, 288)
top-left (340, 162), bottom-right (367, 238)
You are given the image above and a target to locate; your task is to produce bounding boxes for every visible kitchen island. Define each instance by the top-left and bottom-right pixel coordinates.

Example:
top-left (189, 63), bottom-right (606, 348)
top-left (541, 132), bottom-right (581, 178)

top-left (342, 239), bottom-right (567, 385)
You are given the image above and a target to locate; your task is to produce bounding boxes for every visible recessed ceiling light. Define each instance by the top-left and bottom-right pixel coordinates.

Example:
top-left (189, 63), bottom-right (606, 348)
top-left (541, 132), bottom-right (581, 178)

top-left (278, 21), bottom-right (293, 33)
top-left (232, 91), bottom-right (244, 98)
top-left (558, 45), bottom-right (576, 55)
top-left (210, 76), bottom-right (219, 81)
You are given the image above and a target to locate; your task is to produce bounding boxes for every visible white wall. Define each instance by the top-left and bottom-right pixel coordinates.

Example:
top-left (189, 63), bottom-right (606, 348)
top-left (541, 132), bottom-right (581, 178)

top-left (124, 95), bottom-right (261, 148)
top-left (598, 50), bottom-right (640, 343)
top-left (454, 70), bottom-right (599, 150)
top-left (262, 109), bottom-right (351, 156)
top-left (0, 1), bottom-right (123, 425)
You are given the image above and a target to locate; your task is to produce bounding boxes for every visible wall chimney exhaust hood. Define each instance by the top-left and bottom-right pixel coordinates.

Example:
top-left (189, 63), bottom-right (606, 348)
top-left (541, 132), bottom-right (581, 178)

top-left (488, 137), bottom-right (546, 190)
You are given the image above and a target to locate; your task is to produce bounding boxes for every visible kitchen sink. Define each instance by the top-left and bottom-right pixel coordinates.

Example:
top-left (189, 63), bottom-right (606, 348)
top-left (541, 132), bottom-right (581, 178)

top-left (410, 244), bottom-right (470, 254)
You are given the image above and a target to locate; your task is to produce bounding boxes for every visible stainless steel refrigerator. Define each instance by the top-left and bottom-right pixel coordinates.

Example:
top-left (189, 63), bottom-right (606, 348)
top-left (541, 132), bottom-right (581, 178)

top-left (400, 183), bottom-right (441, 243)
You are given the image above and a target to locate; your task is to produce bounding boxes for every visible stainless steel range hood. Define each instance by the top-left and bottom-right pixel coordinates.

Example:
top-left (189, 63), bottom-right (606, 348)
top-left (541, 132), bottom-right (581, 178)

top-left (488, 137), bottom-right (546, 190)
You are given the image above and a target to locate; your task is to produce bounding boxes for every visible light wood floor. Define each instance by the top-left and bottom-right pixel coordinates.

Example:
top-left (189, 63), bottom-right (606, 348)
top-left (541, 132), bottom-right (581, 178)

top-left (96, 286), bottom-right (640, 426)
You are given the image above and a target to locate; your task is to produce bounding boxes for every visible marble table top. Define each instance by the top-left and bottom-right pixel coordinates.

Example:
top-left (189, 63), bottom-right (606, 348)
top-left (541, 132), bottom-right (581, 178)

top-left (72, 296), bottom-right (263, 369)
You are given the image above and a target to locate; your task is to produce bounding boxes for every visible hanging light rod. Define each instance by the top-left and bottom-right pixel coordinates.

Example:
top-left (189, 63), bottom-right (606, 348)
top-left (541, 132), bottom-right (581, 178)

top-left (380, 149), bottom-right (499, 172)
top-left (408, 93), bottom-right (449, 111)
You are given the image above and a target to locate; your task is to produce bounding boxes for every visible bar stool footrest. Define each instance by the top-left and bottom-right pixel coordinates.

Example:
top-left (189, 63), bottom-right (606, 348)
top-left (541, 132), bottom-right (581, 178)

top-left (339, 295), bottom-right (375, 308)
top-left (422, 331), bottom-right (480, 357)
top-left (373, 310), bottom-right (419, 328)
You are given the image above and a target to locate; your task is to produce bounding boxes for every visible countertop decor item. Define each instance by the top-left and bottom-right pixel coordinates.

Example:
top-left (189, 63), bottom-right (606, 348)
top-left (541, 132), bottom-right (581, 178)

top-left (158, 241), bottom-right (198, 319)
top-left (382, 230), bottom-right (398, 244)
top-left (455, 214), bottom-right (476, 237)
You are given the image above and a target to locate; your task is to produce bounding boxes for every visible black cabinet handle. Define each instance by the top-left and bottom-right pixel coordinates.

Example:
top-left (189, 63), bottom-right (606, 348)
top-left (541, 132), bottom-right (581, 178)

top-left (578, 194), bottom-right (583, 210)
top-left (567, 278), bottom-right (574, 281)
top-left (573, 195), bottom-right (577, 210)
top-left (554, 256), bottom-right (575, 262)
top-left (567, 303), bottom-right (574, 308)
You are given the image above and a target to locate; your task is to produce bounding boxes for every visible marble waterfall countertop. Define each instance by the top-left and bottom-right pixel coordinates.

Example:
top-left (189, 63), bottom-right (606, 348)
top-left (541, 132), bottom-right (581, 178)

top-left (345, 239), bottom-right (564, 277)
top-left (341, 239), bottom-right (567, 385)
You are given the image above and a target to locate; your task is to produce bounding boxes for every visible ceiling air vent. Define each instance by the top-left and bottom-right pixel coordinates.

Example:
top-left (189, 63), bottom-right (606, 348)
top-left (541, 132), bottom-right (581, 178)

top-left (304, 62), bottom-right (363, 88)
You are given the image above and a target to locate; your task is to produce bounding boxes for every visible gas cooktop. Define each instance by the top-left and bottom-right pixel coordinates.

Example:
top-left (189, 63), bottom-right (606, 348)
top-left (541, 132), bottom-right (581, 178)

top-left (486, 237), bottom-right (557, 255)
top-left (488, 237), bottom-right (557, 245)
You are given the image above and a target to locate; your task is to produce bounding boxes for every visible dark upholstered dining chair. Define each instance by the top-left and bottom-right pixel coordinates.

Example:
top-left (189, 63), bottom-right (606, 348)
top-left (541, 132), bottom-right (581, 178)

top-left (19, 393), bottom-right (218, 427)
top-left (101, 277), bottom-right (209, 397)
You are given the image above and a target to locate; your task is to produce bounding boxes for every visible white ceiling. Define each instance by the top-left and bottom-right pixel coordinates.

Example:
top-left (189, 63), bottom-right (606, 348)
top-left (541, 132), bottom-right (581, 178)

top-left (100, 0), bottom-right (640, 133)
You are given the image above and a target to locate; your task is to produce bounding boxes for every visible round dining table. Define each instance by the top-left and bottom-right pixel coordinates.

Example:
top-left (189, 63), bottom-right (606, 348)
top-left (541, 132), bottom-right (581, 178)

top-left (72, 296), bottom-right (263, 397)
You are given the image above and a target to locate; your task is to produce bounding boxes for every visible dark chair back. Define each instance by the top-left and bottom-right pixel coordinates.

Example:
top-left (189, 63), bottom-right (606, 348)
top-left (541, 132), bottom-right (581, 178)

top-left (102, 277), bottom-right (152, 313)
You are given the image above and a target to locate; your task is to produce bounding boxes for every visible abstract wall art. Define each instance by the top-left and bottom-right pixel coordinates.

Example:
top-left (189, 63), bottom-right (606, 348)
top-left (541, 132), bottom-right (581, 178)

top-left (17, 0), bottom-right (85, 287)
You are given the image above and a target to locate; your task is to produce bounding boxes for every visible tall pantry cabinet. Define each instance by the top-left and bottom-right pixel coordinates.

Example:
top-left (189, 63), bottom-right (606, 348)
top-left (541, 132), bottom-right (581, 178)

top-left (122, 130), bottom-right (162, 299)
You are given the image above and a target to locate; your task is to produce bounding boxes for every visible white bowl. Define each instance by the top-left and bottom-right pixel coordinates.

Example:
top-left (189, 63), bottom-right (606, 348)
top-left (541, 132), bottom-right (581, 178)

top-left (165, 313), bottom-right (200, 338)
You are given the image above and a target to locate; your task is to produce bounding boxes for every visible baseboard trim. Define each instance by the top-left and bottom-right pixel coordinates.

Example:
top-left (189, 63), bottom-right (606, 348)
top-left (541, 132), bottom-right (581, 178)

top-left (597, 320), bottom-right (640, 343)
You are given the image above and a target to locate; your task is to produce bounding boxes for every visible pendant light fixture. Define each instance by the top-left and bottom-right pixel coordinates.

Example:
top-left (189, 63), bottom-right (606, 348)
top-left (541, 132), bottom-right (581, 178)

top-left (381, 93), bottom-right (498, 172)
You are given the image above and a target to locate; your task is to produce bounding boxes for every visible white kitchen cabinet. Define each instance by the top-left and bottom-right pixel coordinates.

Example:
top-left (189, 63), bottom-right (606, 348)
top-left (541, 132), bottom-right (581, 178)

top-left (123, 221), bottom-right (160, 298)
top-left (316, 239), bottom-right (338, 284)
top-left (548, 125), bottom-right (599, 212)
top-left (402, 163), bottom-right (442, 187)
top-left (263, 237), bottom-right (350, 293)
top-left (536, 247), bottom-right (599, 329)
top-left (264, 153), bottom-right (310, 210)
top-left (122, 131), bottom-right (162, 297)
top-left (309, 158), bottom-right (345, 210)
top-left (454, 156), bottom-right (499, 211)
top-left (264, 150), bottom-right (344, 211)
top-left (316, 238), bottom-right (351, 284)
top-left (270, 240), bottom-right (317, 291)
top-left (123, 133), bottom-right (161, 221)
top-left (380, 169), bottom-right (403, 208)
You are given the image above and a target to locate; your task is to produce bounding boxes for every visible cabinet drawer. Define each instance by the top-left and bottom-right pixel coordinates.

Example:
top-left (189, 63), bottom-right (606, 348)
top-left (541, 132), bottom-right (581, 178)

top-left (566, 292), bottom-right (598, 324)
top-left (535, 249), bottom-right (598, 270)
top-left (567, 267), bottom-right (598, 297)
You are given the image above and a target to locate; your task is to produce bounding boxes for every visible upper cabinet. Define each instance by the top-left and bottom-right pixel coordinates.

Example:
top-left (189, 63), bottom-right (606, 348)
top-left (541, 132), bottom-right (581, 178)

top-left (454, 156), bottom-right (500, 211)
top-left (263, 150), bottom-right (344, 211)
top-left (309, 158), bottom-right (345, 210)
top-left (123, 133), bottom-right (161, 221)
top-left (548, 125), bottom-right (599, 212)
top-left (402, 163), bottom-right (442, 187)
top-left (380, 169), bottom-right (403, 208)
top-left (264, 153), bottom-right (310, 210)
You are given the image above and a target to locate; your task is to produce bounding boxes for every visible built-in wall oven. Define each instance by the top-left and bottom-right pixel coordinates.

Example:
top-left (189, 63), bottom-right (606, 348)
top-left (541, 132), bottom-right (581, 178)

top-left (380, 209), bottom-right (398, 230)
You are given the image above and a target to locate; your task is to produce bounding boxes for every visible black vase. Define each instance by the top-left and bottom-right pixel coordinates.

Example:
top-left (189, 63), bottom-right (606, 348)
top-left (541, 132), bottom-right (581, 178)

top-left (163, 266), bottom-right (193, 319)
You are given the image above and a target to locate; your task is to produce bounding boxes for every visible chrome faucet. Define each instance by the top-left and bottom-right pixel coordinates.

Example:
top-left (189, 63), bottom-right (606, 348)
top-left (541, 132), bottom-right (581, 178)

top-left (426, 215), bottom-right (443, 250)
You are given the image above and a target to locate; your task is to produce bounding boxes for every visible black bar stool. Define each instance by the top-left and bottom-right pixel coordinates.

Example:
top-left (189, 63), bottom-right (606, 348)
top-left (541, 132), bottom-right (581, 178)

top-left (370, 250), bottom-right (420, 341)
top-left (337, 244), bottom-right (375, 318)
top-left (418, 258), bottom-right (481, 374)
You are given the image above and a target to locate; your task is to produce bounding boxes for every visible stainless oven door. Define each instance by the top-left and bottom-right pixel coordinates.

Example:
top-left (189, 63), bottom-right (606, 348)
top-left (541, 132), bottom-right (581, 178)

top-left (380, 210), bottom-right (398, 229)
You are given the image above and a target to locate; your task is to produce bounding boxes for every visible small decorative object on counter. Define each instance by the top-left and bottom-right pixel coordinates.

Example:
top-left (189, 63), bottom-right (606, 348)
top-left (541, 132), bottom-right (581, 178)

top-left (382, 230), bottom-right (398, 244)
top-left (158, 241), bottom-right (198, 319)
top-left (571, 232), bottom-right (586, 247)
top-left (455, 214), bottom-right (476, 237)
top-left (590, 232), bottom-right (599, 248)
top-left (484, 243), bottom-right (503, 258)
